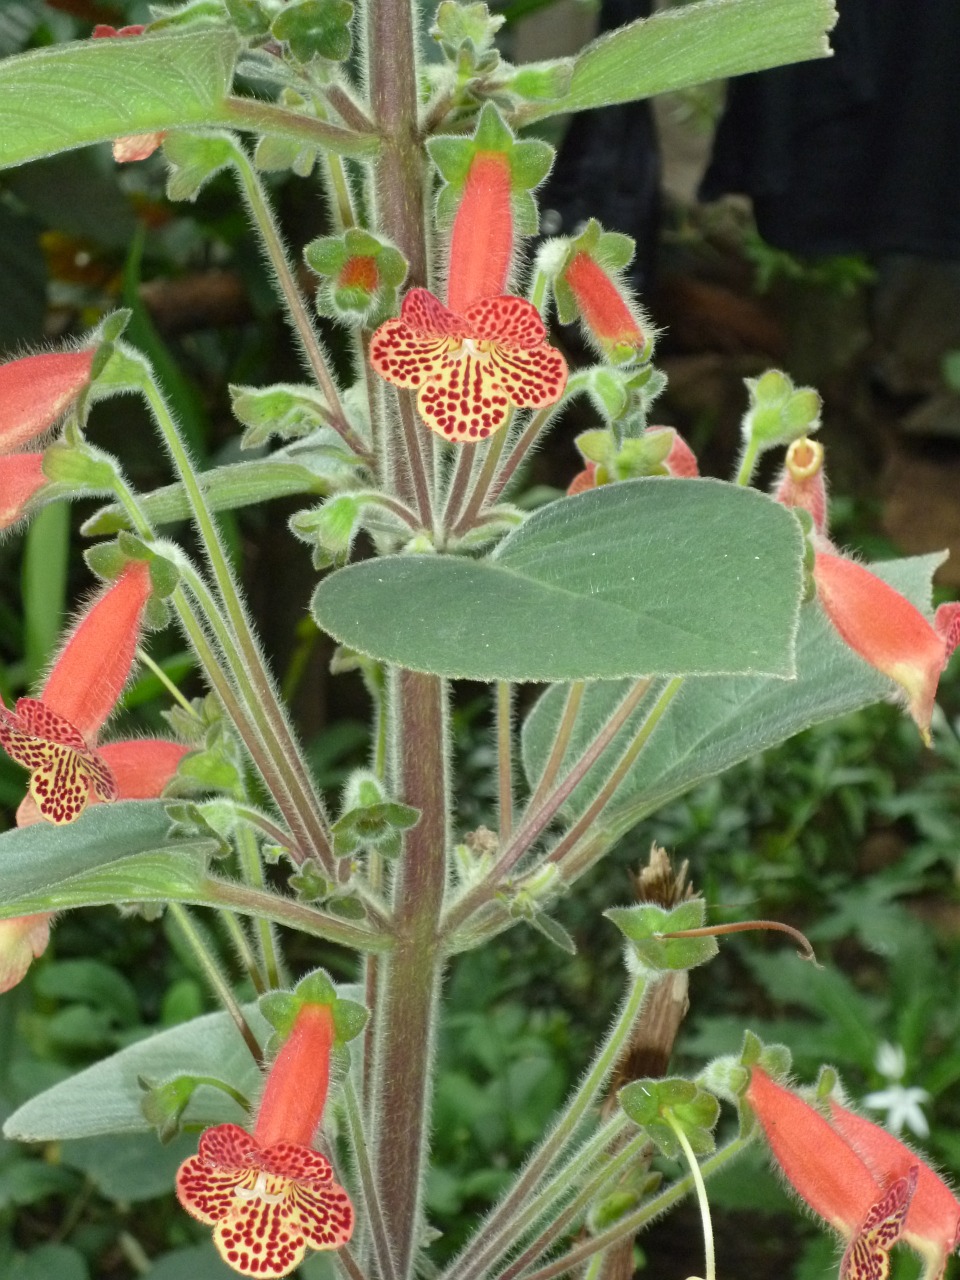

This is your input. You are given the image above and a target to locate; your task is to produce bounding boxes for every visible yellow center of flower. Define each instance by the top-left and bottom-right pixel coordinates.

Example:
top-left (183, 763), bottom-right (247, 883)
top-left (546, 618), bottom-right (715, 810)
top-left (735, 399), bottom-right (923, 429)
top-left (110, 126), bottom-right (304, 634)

top-left (234, 1171), bottom-right (287, 1205)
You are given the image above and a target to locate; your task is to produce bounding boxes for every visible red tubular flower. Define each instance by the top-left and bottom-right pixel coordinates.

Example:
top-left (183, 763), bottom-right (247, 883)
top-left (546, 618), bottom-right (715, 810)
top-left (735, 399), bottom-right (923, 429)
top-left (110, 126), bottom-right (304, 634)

top-left (2, 737), bottom-right (188, 993)
top-left (15, 738), bottom-right (189, 829)
top-left (829, 1100), bottom-right (960, 1280)
top-left (370, 287), bottom-right (567, 442)
top-left (748, 1067), bottom-right (917, 1280)
top-left (0, 455), bottom-right (48, 529)
top-left (563, 250), bottom-right (646, 362)
top-left (91, 25), bottom-right (166, 161)
top-left (177, 1004), bottom-right (353, 1278)
top-left (446, 151), bottom-right (514, 315)
top-left (0, 563), bottom-right (153, 823)
top-left (814, 552), bottom-right (960, 744)
top-left (773, 436), bottom-right (828, 533)
top-left (0, 350), bottom-right (94, 453)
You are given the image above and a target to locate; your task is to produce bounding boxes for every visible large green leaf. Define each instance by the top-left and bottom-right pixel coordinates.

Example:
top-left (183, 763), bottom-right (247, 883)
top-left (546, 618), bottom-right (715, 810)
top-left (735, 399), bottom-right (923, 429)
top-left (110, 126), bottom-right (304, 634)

top-left (0, 801), bottom-right (214, 909)
top-left (3, 1006), bottom-right (265, 1141)
top-left (0, 29), bottom-right (239, 169)
top-left (0, 801), bottom-right (388, 951)
top-left (312, 479), bottom-right (803, 682)
top-left (521, 555), bottom-right (944, 838)
top-left (521, 0), bottom-right (837, 122)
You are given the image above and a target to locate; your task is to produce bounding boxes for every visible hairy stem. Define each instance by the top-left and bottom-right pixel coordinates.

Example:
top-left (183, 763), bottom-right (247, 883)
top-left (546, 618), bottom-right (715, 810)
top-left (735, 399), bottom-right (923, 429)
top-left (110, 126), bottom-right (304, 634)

top-left (167, 903), bottom-right (262, 1065)
top-left (497, 681), bottom-right (514, 844)
top-left (443, 678), bottom-right (652, 940)
top-left (370, 672), bottom-right (449, 1278)
top-left (343, 1075), bottom-right (400, 1280)
top-left (448, 973), bottom-right (649, 1280)
top-left (519, 1134), bottom-right (751, 1280)
top-left (229, 144), bottom-right (370, 461)
top-left (528, 681), bottom-right (584, 810)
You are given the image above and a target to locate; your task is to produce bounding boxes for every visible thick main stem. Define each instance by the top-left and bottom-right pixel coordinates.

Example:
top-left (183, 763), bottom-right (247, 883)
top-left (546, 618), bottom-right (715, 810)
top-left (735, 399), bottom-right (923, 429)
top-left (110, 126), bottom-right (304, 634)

top-left (371, 671), bottom-right (449, 1279)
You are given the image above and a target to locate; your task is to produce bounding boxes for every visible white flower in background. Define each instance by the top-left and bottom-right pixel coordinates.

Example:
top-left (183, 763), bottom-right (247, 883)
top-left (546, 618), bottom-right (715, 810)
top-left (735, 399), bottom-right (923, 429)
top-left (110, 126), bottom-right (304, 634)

top-left (862, 1040), bottom-right (931, 1138)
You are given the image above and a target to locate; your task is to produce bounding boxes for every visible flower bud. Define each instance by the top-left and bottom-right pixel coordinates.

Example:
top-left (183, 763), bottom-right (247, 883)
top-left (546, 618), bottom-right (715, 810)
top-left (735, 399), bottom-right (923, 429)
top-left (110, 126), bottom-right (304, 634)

top-left (0, 350), bottom-right (94, 452)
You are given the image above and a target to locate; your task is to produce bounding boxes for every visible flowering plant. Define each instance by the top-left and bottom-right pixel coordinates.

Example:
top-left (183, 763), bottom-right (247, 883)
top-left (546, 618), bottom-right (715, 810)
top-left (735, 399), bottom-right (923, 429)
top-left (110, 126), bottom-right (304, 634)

top-left (0, 2), bottom-right (958, 1279)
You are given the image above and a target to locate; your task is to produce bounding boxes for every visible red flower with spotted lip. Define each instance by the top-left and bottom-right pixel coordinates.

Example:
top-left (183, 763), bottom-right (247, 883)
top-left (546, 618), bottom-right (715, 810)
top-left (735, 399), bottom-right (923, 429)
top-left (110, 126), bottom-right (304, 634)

top-left (176, 1122), bottom-right (354, 1278)
top-left (370, 287), bottom-right (568, 443)
top-left (0, 697), bottom-right (117, 825)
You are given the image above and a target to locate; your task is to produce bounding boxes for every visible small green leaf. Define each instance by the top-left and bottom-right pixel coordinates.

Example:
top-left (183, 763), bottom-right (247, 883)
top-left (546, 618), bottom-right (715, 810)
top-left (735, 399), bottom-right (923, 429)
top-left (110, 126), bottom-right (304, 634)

top-left (618, 1078), bottom-right (719, 1158)
top-left (271, 0), bottom-right (354, 63)
top-left (163, 131), bottom-right (236, 202)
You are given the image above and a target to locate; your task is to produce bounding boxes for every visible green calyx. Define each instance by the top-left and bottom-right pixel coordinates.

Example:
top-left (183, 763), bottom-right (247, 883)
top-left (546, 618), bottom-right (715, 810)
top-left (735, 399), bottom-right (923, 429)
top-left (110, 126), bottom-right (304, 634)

top-left (162, 131), bottom-right (237, 203)
top-left (618, 1077), bottom-right (720, 1159)
top-left (574, 426), bottom-right (675, 480)
top-left (331, 770), bottom-right (421, 858)
top-left (270, 0), bottom-right (354, 64)
top-left (305, 227), bottom-right (408, 325)
top-left (604, 898), bottom-right (718, 972)
top-left (545, 217), bottom-right (636, 326)
top-left (258, 968), bottom-right (369, 1053)
top-left (428, 102), bottom-right (553, 235)
top-left (698, 1030), bottom-right (792, 1137)
top-left (742, 368), bottom-right (822, 452)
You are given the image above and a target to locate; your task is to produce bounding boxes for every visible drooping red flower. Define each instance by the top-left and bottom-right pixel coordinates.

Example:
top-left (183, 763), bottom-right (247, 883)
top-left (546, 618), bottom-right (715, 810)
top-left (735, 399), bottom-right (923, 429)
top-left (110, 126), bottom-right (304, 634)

top-left (0, 455), bottom-right (48, 530)
top-left (370, 287), bottom-right (567, 442)
top-left (91, 25), bottom-right (166, 161)
top-left (814, 552), bottom-right (960, 744)
top-left (0, 562), bottom-right (153, 823)
top-left (563, 249), bottom-right (648, 363)
top-left (829, 1100), bottom-right (960, 1280)
top-left (177, 1004), bottom-right (353, 1277)
top-left (0, 350), bottom-right (94, 454)
top-left (748, 1067), bottom-right (917, 1280)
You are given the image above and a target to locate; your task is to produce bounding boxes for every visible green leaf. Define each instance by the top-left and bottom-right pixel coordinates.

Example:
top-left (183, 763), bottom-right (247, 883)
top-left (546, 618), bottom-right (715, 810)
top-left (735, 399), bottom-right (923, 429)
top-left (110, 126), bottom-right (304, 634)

top-left (80, 458), bottom-right (325, 535)
top-left (520, 0), bottom-right (837, 122)
top-left (313, 479), bottom-right (802, 682)
top-left (0, 29), bottom-right (240, 169)
top-left (521, 554), bottom-right (942, 834)
top-left (0, 801), bottom-right (215, 916)
top-left (3, 1006), bottom-right (266, 1141)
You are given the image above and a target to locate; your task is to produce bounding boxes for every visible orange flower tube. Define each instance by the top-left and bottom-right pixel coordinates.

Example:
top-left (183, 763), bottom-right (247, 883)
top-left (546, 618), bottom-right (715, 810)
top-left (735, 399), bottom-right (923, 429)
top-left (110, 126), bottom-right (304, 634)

top-left (829, 1100), bottom-right (960, 1279)
top-left (446, 151), bottom-right (514, 314)
top-left (41, 561), bottom-right (152, 739)
top-left (748, 1067), bottom-right (917, 1280)
top-left (0, 350), bottom-right (94, 453)
top-left (814, 551), bottom-right (957, 744)
top-left (773, 436), bottom-right (828, 533)
top-left (563, 250), bottom-right (645, 360)
top-left (0, 454), bottom-right (48, 529)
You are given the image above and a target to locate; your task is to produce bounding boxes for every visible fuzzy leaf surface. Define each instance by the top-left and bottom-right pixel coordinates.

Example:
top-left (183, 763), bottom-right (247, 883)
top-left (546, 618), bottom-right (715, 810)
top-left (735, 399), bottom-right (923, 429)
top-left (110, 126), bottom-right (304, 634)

top-left (312, 479), bottom-right (803, 682)
top-left (0, 801), bottom-right (214, 912)
top-left (0, 29), bottom-right (239, 168)
top-left (3, 1007), bottom-right (267, 1140)
top-left (521, 555), bottom-right (944, 835)
top-left (522, 0), bottom-right (837, 122)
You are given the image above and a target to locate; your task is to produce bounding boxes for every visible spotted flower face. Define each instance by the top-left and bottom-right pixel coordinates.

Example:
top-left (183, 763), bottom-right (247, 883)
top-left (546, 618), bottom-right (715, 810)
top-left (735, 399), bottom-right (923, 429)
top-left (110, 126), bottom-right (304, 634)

top-left (370, 287), bottom-right (568, 442)
top-left (176, 1123), bottom-right (354, 1278)
top-left (0, 697), bottom-right (117, 824)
